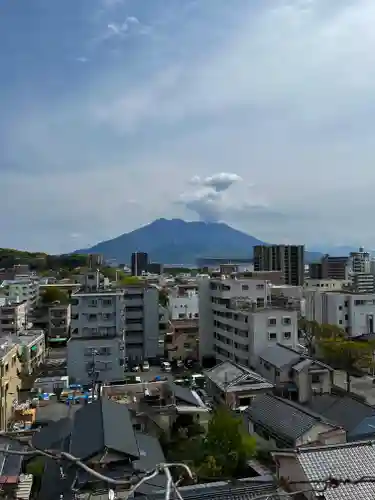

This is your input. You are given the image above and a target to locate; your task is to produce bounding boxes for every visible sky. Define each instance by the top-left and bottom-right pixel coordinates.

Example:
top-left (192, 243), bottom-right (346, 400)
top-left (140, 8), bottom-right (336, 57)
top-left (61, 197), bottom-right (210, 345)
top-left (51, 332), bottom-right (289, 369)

top-left (2, 0), bottom-right (375, 253)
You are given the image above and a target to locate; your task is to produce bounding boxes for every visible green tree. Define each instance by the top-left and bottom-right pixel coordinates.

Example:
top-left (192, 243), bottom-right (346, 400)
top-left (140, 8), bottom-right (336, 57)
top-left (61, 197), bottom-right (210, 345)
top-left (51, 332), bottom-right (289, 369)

top-left (40, 287), bottom-right (69, 305)
top-left (119, 276), bottom-right (141, 285)
top-left (203, 407), bottom-right (256, 477)
top-left (318, 338), bottom-right (371, 392)
top-left (159, 288), bottom-right (169, 307)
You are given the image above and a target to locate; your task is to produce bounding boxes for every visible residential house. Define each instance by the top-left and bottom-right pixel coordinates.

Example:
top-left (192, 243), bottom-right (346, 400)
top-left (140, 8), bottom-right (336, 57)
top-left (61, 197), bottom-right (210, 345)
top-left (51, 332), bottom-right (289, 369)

top-left (0, 342), bottom-right (21, 430)
top-left (31, 397), bottom-right (167, 500)
top-left (165, 318), bottom-right (199, 362)
top-left (256, 343), bottom-right (333, 403)
top-left (273, 440), bottom-right (375, 500)
top-left (102, 380), bottom-right (211, 438)
top-left (0, 436), bottom-right (32, 499)
top-left (245, 394), bottom-right (346, 449)
top-left (204, 360), bottom-right (274, 410)
top-left (307, 392), bottom-right (375, 441)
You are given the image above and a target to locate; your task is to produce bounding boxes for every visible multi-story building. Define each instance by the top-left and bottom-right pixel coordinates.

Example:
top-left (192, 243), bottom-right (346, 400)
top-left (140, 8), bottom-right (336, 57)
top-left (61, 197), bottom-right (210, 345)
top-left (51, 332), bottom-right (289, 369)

top-left (68, 290), bottom-right (127, 385)
top-left (0, 342), bottom-right (21, 430)
top-left (131, 252), bottom-right (148, 276)
top-left (0, 300), bottom-right (28, 335)
top-left (68, 284), bottom-right (161, 383)
top-left (349, 248), bottom-right (371, 274)
top-left (199, 276), bottom-right (298, 366)
top-left (48, 303), bottom-right (71, 344)
top-left (350, 273), bottom-right (375, 294)
top-left (304, 290), bottom-right (375, 337)
top-left (168, 290), bottom-right (199, 320)
top-left (165, 318), bottom-right (199, 362)
top-left (304, 278), bottom-right (350, 292)
top-left (253, 245), bottom-right (305, 286)
top-left (320, 255), bottom-right (350, 280)
top-left (13, 330), bottom-right (45, 389)
top-left (0, 277), bottom-right (39, 310)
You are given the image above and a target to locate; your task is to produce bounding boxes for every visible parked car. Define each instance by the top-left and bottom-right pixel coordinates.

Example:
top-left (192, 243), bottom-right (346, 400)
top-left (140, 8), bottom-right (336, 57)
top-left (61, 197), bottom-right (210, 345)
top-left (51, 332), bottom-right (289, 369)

top-left (161, 361), bottom-right (172, 372)
top-left (142, 360), bottom-right (150, 371)
top-left (132, 365), bottom-right (140, 372)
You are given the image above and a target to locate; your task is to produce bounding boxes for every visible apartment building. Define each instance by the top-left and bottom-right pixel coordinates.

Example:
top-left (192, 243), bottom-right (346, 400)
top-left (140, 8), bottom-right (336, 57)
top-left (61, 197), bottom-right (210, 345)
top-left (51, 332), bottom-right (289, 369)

top-left (168, 290), bottom-right (199, 320)
top-left (67, 284), bottom-right (161, 383)
top-left (0, 277), bottom-right (39, 310)
top-left (304, 278), bottom-right (350, 292)
top-left (199, 276), bottom-right (298, 366)
top-left (165, 318), bottom-right (199, 362)
top-left (0, 300), bottom-right (28, 335)
top-left (253, 245), bottom-right (305, 286)
top-left (320, 255), bottom-right (350, 280)
top-left (350, 273), bottom-right (375, 294)
top-left (304, 290), bottom-right (375, 338)
top-left (68, 290), bottom-right (126, 384)
top-left (13, 330), bottom-right (45, 389)
top-left (349, 248), bottom-right (371, 274)
top-left (48, 303), bottom-right (71, 343)
top-left (0, 342), bottom-right (21, 430)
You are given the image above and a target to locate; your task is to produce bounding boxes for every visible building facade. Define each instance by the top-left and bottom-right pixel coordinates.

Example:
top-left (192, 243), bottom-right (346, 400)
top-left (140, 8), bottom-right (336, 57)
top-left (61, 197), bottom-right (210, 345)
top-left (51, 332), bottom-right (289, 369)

top-left (0, 278), bottom-right (39, 310)
top-left (304, 290), bottom-right (375, 337)
top-left (253, 245), bottom-right (305, 286)
top-left (199, 276), bottom-right (298, 366)
top-left (131, 252), bottom-right (149, 276)
top-left (165, 318), bottom-right (199, 362)
top-left (168, 291), bottom-right (199, 320)
top-left (0, 343), bottom-right (21, 430)
top-left (0, 301), bottom-right (28, 335)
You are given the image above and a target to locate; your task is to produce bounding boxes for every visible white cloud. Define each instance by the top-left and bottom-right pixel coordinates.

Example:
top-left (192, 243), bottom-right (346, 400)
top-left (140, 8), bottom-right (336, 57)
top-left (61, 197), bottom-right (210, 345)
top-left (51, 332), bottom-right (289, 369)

top-left (4, 0), bottom-right (375, 250)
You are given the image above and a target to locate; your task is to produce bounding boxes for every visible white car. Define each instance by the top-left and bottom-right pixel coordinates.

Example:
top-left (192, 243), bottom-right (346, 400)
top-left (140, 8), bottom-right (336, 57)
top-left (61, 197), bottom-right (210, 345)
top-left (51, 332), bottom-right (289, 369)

top-left (132, 365), bottom-right (140, 372)
top-left (161, 361), bottom-right (172, 372)
top-left (142, 361), bottom-right (150, 371)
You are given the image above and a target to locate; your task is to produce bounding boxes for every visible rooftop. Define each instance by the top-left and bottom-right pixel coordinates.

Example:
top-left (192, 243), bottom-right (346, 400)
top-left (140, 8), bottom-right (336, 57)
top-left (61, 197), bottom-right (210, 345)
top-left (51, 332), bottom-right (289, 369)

top-left (275, 441), bottom-right (375, 500)
top-left (205, 361), bottom-right (273, 393)
top-left (258, 344), bottom-right (301, 369)
top-left (246, 394), bottom-right (337, 444)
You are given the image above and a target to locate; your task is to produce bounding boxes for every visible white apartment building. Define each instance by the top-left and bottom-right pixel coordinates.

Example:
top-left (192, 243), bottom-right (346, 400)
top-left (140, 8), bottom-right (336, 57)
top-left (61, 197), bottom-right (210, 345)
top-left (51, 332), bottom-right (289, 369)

top-left (68, 285), bottom-right (161, 384)
top-left (199, 277), bottom-right (298, 366)
top-left (0, 278), bottom-right (39, 310)
top-left (304, 290), bottom-right (375, 338)
top-left (304, 279), bottom-right (349, 292)
top-left (169, 291), bottom-right (199, 320)
top-left (349, 248), bottom-right (371, 274)
top-left (0, 300), bottom-right (28, 335)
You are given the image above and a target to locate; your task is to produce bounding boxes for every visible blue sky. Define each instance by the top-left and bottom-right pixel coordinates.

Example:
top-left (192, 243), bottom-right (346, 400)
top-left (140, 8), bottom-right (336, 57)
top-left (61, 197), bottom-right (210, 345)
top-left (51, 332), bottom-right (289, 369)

top-left (2, 0), bottom-right (375, 253)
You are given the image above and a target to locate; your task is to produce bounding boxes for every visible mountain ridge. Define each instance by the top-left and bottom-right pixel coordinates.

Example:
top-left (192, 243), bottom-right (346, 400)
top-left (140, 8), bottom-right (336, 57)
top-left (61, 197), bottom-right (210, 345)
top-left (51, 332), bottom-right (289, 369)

top-left (75, 218), bottom-right (322, 265)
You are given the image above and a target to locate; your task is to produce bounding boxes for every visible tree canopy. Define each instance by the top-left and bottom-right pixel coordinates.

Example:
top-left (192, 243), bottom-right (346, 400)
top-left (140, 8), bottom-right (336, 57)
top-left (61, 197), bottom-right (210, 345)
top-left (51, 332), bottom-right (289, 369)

top-left (40, 287), bottom-right (69, 305)
top-left (165, 407), bottom-right (256, 480)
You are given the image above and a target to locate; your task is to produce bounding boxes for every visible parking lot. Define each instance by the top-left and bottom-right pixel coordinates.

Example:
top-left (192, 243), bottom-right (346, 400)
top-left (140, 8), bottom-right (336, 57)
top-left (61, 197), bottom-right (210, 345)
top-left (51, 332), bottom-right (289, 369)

top-left (334, 370), bottom-right (375, 405)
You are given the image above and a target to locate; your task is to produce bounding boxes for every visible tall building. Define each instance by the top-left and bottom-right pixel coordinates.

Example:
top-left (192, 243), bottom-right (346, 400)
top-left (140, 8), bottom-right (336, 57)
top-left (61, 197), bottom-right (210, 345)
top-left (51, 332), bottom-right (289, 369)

top-left (198, 274), bottom-right (299, 366)
top-left (253, 245), bottom-right (305, 286)
top-left (131, 252), bottom-right (149, 276)
top-left (349, 248), bottom-right (371, 274)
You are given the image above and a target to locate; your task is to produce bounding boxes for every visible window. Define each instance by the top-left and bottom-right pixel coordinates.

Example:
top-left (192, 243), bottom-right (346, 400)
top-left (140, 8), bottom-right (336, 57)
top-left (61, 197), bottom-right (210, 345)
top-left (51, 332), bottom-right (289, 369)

top-left (283, 332), bottom-right (291, 339)
top-left (268, 318), bottom-right (277, 326)
top-left (345, 314), bottom-right (348, 320)
top-left (102, 299), bottom-right (112, 306)
top-left (268, 332), bottom-right (277, 341)
top-left (275, 369), bottom-right (280, 377)
top-left (338, 306), bottom-right (343, 311)
top-left (88, 300), bottom-right (98, 307)
top-left (256, 284), bottom-right (264, 290)
top-left (339, 320), bottom-right (342, 325)
top-left (344, 301), bottom-right (349, 307)
top-left (242, 285), bottom-right (249, 291)
top-left (282, 317), bottom-right (291, 325)
top-left (311, 374), bottom-right (320, 384)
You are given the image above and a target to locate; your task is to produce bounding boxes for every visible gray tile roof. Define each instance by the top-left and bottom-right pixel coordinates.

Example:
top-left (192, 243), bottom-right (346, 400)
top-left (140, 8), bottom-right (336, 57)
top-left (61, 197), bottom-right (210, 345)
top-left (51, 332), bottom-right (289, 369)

top-left (246, 394), bottom-right (333, 444)
top-left (169, 382), bottom-right (202, 406)
top-left (308, 394), bottom-right (375, 433)
top-left (295, 441), bottom-right (375, 500)
top-left (0, 437), bottom-right (24, 477)
top-left (258, 344), bottom-right (301, 369)
top-left (205, 361), bottom-right (273, 392)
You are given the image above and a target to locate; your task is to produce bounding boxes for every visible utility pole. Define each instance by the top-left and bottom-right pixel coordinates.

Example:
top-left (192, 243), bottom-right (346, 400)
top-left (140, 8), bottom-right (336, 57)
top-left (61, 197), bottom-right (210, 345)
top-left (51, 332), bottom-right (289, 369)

top-left (89, 348), bottom-right (99, 399)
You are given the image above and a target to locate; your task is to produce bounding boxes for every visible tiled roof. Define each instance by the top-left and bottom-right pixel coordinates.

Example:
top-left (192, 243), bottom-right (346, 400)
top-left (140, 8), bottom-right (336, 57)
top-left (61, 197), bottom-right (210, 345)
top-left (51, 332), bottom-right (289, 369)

top-left (295, 441), bottom-right (375, 500)
top-left (308, 394), bottom-right (375, 433)
top-left (258, 344), bottom-right (301, 369)
top-left (246, 394), bottom-right (332, 444)
top-left (205, 361), bottom-right (273, 392)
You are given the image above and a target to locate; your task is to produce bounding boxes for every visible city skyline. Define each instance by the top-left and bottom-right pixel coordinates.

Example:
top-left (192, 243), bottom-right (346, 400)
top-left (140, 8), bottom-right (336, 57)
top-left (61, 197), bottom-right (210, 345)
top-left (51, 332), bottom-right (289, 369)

top-left (2, 0), bottom-right (375, 252)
